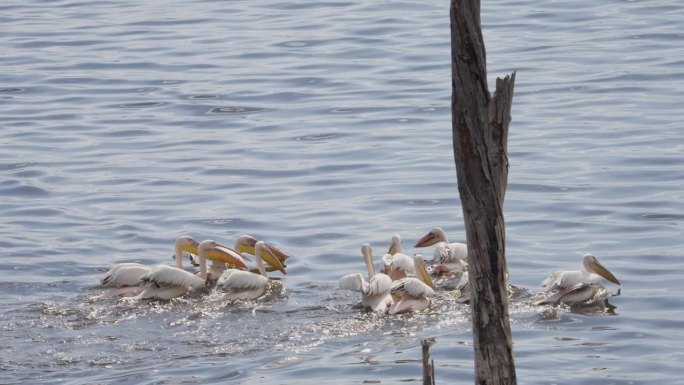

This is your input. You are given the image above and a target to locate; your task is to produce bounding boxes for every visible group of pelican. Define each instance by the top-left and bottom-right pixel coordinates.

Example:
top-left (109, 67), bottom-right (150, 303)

top-left (99, 235), bottom-right (289, 301)
top-left (99, 226), bottom-right (622, 312)
top-left (339, 226), bottom-right (622, 313)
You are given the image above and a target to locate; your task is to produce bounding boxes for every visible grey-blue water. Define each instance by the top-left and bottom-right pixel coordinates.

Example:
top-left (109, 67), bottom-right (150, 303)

top-left (2, 0), bottom-right (683, 384)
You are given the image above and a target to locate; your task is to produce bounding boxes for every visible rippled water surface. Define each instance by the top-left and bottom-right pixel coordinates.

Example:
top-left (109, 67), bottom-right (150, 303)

top-left (2, 0), bottom-right (683, 384)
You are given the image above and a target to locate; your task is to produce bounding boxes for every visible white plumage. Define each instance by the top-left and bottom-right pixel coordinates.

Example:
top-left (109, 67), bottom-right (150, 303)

top-left (389, 255), bottom-right (435, 315)
top-left (381, 234), bottom-right (415, 280)
top-left (99, 236), bottom-right (200, 297)
top-left (100, 263), bottom-right (151, 288)
top-left (415, 227), bottom-right (468, 264)
top-left (536, 282), bottom-right (611, 306)
top-left (339, 243), bottom-right (393, 313)
top-left (136, 239), bottom-right (247, 301)
top-left (541, 254), bottom-right (620, 293)
top-left (215, 240), bottom-right (286, 300)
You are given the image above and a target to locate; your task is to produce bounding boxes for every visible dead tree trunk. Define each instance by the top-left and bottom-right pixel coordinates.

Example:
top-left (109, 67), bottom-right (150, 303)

top-left (450, 0), bottom-right (517, 384)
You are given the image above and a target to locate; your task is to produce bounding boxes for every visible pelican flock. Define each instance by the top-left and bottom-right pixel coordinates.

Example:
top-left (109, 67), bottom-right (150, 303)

top-left (97, 227), bottom-right (622, 312)
top-left (98, 234), bottom-right (289, 301)
top-left (136, 239), bottom-right (247, 300)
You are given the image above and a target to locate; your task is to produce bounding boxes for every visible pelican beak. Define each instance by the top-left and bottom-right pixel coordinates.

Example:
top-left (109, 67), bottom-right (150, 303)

top-left (264, 243), bottom-right (290, 265)
top-left (388, 242), bottom-right (398, 255)
top-left (238, 237), bottom-right (289, 265)
top-left (590, 260), bottom-right (621, 285)
top-left (415, 257), bottom-right (435, 289)
top-left (414, 231), bottom-right (437, 247)
top-left (259, 243), bottom-right (287, 275)
top-left (206, 244), bottom-right (249, 270)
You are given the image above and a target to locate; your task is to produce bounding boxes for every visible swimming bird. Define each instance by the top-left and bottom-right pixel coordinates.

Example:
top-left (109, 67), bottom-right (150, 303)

top-left (414, 227), bottom-right (468, 267)
top-left (381, 234), bottom-right (415, 280)
top-left (389, 254), bottom-right (435, 314)
top-left (541, 253), bottom-right (620, 293)
top-left (136, 239), bottom-right (248, 300)
top-left (339, 243), bottom-right (393, 313)
top-left (100, 235), bottom-right (200, 297)
top-left (215, 240), bottom-right (287, 300)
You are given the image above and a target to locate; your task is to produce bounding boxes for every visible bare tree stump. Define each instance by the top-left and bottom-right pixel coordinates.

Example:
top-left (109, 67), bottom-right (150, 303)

top-left (450, 0), bottom-right (517, 384)
top-left (421, 338), bottom-right (436, 385)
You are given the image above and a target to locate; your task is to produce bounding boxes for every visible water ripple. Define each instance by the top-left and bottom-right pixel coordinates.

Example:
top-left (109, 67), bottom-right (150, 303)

top-left (1, 0), bottom-right (683, 383)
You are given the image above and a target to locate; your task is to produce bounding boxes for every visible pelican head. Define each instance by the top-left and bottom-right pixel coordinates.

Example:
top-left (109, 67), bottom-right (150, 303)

top-left (414, 227), bottom-right (447, 248)
top-left (388, 234), bottom-right (402, 255)
top-left (583, 253), bottom-right (620, 285)
top-left (254, 240), bottom-right (287, 275)
top-left (174, 235), bottom-right (200, 257)
top-left (198, 239), bottom-right (249, 270)
top-left (414, 254), bottom-right (434, 289)
top-left (235, 234), bottom-right (290, 266)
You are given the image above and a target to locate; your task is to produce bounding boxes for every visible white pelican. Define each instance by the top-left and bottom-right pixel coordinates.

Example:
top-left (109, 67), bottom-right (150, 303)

top-left (381, 234), bottom-right (415, 280)
top-left (414, 227), bottom-right (468, 267)
top-left (136, 240), bottom-right (248, 301)
top-left (100, 235), bottom-right (200, 297)
top-left (389, 254), bottom-right (435, 315)
top-left (536, 282), bottom-right (613, 306)
top-left (541, 253), bottom-right (621, 293)
top-left (215, 240), bottom-right (287, 300)
top-left (339, 243), bottom-right (393, 313)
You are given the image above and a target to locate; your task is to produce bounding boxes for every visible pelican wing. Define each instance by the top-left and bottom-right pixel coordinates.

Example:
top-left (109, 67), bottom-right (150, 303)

top-left (391, 277), bottom-right (434, 298)
top-left (455, 271), bottom-right (469, 291)
top-left (537, 282), bottom-right (603, 306)
top-left (541, 270), bottom-right (583, 292)
top-left (339, 273), bottom-right (368, 293)
top-left (140, 265), bottom-right (205, 290)
top-left (435, 242), bottom-right (467, 263)
top-left (100, 263), bottom-right (151, 287)
top-left (390, 253), bottom-right (415, 274)
top-left (366, 273), bottom-right (392, 296)
top-left (216, 270), bottom-right (268, 291)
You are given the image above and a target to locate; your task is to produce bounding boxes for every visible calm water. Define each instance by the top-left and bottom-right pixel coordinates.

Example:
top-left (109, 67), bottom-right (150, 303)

top-left (2, 0), bottom-right (683, 384)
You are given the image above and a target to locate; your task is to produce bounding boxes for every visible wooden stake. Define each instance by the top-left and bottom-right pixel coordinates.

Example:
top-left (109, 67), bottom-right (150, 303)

top-left (421, 338), bottom-right (435, 385)
top-left (450, 0), bottom-right (517, 384)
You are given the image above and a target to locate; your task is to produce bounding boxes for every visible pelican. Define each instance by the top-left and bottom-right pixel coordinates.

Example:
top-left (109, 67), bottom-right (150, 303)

top-left (381, 234), bottom-right (415, 280)
top-left (215, 241), bottom-right (287, 300)
top-left (136, 240), bottom-right (248, 300)
top-left (414, 227), bottom-right (468, 267)
top-left (389, 254), bottom-right (435, 315)
top-left (541, 253), bottom-right (621, 292)
top-left (100, 235), bottom-right (200, 297)
top-left (536, 282), bottom-right (612, 306)
top-left (339, 243), bottom-right (393, 313)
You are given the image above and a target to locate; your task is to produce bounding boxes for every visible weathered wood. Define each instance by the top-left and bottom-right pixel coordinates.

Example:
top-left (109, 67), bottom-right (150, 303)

top-left (421, 338), bottom-right (436, 385)
top-left (450, 0), bottom-right (517, 384)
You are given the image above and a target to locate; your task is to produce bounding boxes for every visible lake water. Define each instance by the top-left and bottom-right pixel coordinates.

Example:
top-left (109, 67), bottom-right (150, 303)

top-left (2, 0), bottom-right (683, 384)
